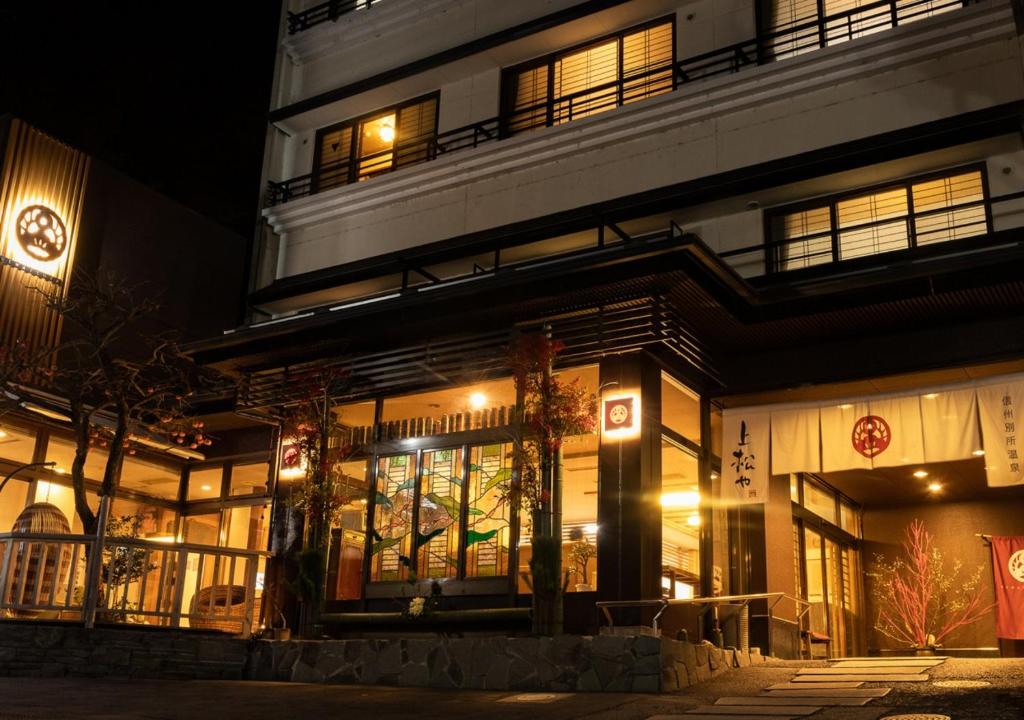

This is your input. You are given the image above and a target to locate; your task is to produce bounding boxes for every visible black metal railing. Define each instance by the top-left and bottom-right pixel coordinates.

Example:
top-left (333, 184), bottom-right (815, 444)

top-left (267, 0), bottom-right (973, 206)
top-left (719, 190), bottom-right (1023, 276)
top-left (287, 0), bottom-right (384, 35)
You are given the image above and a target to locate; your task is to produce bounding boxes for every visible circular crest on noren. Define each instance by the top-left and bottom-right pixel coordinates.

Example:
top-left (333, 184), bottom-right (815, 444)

top-left (15, 204), bottom-right (67, 262)
top-left (851, 415), bottom-right (891, 458)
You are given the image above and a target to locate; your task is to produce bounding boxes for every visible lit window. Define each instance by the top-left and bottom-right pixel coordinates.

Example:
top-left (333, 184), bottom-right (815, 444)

top-left (504, 20), bottom-right (674, 135)
top-left (772, 168), bottom-right (988, 271)
top-left (314, 94), bottom-right (438, 192)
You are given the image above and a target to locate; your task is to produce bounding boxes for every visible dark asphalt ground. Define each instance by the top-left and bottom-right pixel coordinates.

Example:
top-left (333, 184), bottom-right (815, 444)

top-left (0, 658), bottom-right (1019, 720)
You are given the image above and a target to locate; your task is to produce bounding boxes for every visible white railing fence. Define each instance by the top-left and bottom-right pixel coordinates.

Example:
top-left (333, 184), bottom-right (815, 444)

top-left (0, 531), bottom-right (267, 639)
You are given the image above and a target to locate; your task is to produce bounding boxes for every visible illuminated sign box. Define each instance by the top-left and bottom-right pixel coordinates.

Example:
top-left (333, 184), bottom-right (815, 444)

top-left (602, 393), bottom-right (640, 440)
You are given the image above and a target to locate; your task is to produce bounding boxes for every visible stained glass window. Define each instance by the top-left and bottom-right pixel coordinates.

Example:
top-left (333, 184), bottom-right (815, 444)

top-left (465, 443), bottom-right (513, 578)
top-left (370, 454), bottom-right (416, 582)
top-left (416, 448), bottom-right (463, 579)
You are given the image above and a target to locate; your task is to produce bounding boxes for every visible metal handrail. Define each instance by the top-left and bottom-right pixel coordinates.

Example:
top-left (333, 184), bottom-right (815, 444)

top-left (267, 0), bottom-right (974, 205)
top-left (288, 0), bottom-right (384, 35)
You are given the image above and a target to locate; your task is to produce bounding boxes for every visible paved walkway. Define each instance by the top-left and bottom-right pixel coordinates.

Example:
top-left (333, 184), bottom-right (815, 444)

top-left (0, 658), bottom-right (1019, 719)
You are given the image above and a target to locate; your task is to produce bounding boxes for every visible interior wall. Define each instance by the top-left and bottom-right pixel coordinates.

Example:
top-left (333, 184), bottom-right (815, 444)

top-left (862, 499), bottom-right (1024, 655)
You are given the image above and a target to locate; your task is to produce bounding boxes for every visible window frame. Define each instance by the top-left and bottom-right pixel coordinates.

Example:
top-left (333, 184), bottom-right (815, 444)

top-left (764, 162), bottom-right (993, 273)
top-left (499, 15), bottom-right (678, 137)
top-left (311, 91), bottom-right (441, 193)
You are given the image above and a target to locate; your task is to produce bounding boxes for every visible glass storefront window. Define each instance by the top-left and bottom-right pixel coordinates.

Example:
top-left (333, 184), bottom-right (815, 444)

top-left (182, 513), bottom-right (220, 545)
top-left (187, 466), bottom-right (223, 501)
top-left (0, 478), bottom-right (29, 532)
top-left (333, 400), bottom-right (376, 446)
top-left (417, 448), bottom-right (463, 579)
top-left (328, 459), bottom-right (369, 601)
top-left (119, 456), bottom-right (182, 501)
top-left (803, 480), bottom-right (837, 524)
top-left (465, 443), bottom-right (513, 578)
top-left (662, 373), bottom-right (700, 442)
top-left (790, 474), bottom-right (800, 503)
top-left (661, 438), bottom-right (701, 598)
top-left (0, 424), bottom-right (37, 464)
top-left (46, 435), bottom-right (109, 482)
top-left (223, 504), bottom-right (270, 551)
top-left (229, 462), bottom-right (270, 497)
top-left (560, 431), bottom-right (599, 593)
top-left (31, 480), bottom-right (97, 534)
top-left (370, 454), bottom-right (416, 582)
top-left (110, 497), bottom-right (177, 543)
top-left (380, 377), bottom-right (516, 439)
top-left (840, 500), bottom-right (860, 538)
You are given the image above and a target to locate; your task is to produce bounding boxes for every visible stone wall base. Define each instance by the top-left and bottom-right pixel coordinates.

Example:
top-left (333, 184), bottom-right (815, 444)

top-left (0, 622), bottom-right (768, 692)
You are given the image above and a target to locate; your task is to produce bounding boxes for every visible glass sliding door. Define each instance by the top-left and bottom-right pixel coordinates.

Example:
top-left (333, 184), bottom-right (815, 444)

top-left (799, 523), bottom-right (863, 657)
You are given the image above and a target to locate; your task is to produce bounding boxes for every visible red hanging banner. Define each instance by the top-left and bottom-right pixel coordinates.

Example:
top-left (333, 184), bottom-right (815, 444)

top-left (991, 536), bottom-right (1024, 640)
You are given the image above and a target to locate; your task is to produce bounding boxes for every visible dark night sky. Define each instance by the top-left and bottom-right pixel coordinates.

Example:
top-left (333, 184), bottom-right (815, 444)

top-left (0, 1), bottom-right (282, 239)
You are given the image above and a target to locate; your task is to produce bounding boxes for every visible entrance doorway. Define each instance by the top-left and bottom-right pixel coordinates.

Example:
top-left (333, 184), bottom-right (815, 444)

top-left (793, 475), bottom-right (864, 658)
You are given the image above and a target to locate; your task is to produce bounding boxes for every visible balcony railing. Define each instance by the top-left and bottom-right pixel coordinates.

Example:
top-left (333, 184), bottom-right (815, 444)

top-left (0, 530), bottom-right (268, 638)
top-left (719, 189), bottom-right (1024, 278)
top-left (287, 0), bottom-right (384, 35)
top-left (268, 0), bottom-right (973, 206)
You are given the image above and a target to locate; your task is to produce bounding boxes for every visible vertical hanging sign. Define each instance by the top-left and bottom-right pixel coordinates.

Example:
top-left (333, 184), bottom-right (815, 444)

top-left (991, 535), bottom-right (1024, 639)
top-left (722, 409), bottom-right (770, 504)
top-left (978, 381), bottom-right (1024, 487)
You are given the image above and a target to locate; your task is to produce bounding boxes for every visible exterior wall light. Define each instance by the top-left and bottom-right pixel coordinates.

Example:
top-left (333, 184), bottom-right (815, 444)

top-left (601, 392), bottom-right (640, 440)
top-left (913, 470), bottom-right (928, 478)
top-left (927, 482), bottom-right (943, 492)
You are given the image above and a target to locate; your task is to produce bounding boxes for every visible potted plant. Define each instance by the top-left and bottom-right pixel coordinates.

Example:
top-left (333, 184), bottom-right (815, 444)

top-left (567, 528), bottom-right (596, 592)
top-left (869, 519), bottom-right (993, 654)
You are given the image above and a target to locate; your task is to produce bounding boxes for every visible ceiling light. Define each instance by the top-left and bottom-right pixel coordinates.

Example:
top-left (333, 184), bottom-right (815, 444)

top-left (687, 514), bottom-right (702, 527)
top-left (584, 523), bottom-right (599, 536)
top-left (200, 485), bottom-right (212, 492)
top-left (469, 392), bottom-right (487, 410)
top-left (927, 482), bottom-right (943, 493)
top-left (838, 403), bottom-right (853, 410)
top-left (922, 393), bottom-right (939, 400)
top-left (913, 470), bottom-right (928, 479)
top-left (710, 472), bottom-right (719, 480)
top-left (661, 491), bottom-right (700, 508)
top-left (0, 430), bottom-right (7, 438)
top-left (972, 449), bottom-right (985, 457)
top-left (379, 124), bottom-right (395, 143)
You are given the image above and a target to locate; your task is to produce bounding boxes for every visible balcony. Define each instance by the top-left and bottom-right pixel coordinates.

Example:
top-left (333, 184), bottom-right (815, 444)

top-left (267, 0), bottom-right (974, 207)
top-left (287, 0), bottom-right (385, 35)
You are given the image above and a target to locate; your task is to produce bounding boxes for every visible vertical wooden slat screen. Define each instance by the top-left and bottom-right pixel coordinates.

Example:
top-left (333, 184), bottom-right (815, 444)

top-left (0, 119), bottom-right (90, 355)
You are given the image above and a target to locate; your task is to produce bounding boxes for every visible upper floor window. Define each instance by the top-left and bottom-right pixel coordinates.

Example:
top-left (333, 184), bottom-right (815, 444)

top-left (313, 93), bottom-right (439, 193)
top-left (764, 0), bottom-right (965, 60)
top-left (768, 166), bottom-right (989, 272)
top-left (502, 19), bottom-right (675, 136)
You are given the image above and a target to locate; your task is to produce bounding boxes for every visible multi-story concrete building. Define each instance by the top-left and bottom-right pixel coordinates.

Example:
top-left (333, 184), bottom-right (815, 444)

top-left (187, 0), bottom-right (1024, 657)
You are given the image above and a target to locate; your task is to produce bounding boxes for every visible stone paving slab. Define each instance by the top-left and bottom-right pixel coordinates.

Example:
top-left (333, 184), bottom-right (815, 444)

top-left (762, 688), bottom-right (891, 698)
top-left (832, 656), bottom-right (948, 660)
top-left (766, 682), bottom-right (865, 690)
top-left (796, 667), bottom-right (926, 675)
top-left (716, 696), bottom-right (872, 706)
top-left (684, 706), bottom-right (819, 716)
top-left (789, 674), bottom-right (928, 683)
top-left (830, 660), bottom-right (942, 668)
top-left (647, 716), bottom-right (799, 720)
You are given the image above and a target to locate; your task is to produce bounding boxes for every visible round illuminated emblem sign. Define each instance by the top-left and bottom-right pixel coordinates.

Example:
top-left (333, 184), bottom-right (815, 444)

top-left (15, 205), bottom-right (67, 262)
top-left (1009, 549), bottom-right (1024, 584)
top-left (851, 415), bottom-right (891, 458)
top-left (608, 404), bottom-right (629, 426)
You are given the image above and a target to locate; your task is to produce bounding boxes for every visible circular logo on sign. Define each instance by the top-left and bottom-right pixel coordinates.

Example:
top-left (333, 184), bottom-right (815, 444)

top-left (15, 205), bottom-right (67, 262)
top-left (1009, 550), bottom-right (1024, 583)
top-left (851, 415), bottom-right (891, 458)
top-left (608, 404), bottom-right (629, 425)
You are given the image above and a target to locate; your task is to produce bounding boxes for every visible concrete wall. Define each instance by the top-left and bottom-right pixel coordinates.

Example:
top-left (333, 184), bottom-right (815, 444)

top-left (863, 500), bottom-right (1024, 655)
top-left (261, 2), bottom-right (1022, 288)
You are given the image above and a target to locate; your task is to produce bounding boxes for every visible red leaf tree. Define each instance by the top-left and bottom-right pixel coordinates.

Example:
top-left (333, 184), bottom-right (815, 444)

top-left (869, 519), bottom-right (993, 649)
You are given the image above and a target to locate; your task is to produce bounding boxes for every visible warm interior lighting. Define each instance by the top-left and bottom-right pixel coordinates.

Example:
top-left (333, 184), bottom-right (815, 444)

top-left (469, 392), bottom-right (487, 410)
top-left (686, 513), bottom-right (702, 527)
top-left (837, 403), bottom-right (853, 410)
top-left (0, 430), bottom-right (7, 438)
top-left (378, 124), bottom-right (395, 143)
top-left (927, 482), bottom-right (943, 493)
top-left (147, 534), bottom-right (176, 544)
top-left (972, 449), bottom-right (985, 457)
top-left (584, 523), bottom-right (599, 536)
top-left (922, 393), bottom-right (939, 400)
top-left (913, 470), bottom-right (929, 478)
top-left (200, 485), bottom-right (212, 492)
top-left (661, 491), bottom-right (700, 508)
top-left (710, 472), bottom-right (718, 480)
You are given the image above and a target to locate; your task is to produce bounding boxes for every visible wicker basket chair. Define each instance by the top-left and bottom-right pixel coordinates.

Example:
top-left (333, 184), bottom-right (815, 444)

top-left (189, 584), bottom-right (261, 634)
